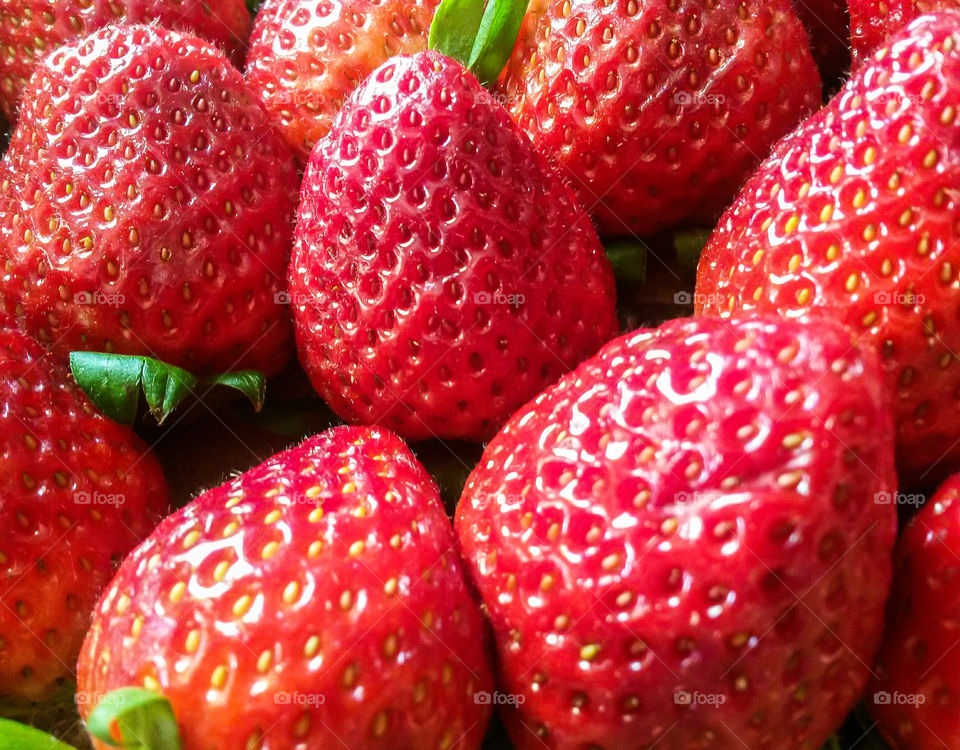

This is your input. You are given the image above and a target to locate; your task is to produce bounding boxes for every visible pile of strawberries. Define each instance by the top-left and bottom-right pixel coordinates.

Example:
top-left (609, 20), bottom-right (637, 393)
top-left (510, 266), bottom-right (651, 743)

top-left (0, 0), bottom-right (958, 748)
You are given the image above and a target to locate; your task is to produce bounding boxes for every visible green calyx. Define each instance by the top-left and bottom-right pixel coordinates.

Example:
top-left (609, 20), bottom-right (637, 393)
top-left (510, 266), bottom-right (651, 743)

top-left (0, 689), bottom-right (181, 750)
top-left (429, 0), bottom-right (532, 86)
top-left (69, 352), bottom-right (266, 426)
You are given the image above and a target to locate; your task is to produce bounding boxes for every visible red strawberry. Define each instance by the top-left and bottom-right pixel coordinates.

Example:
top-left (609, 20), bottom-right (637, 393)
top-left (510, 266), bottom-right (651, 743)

top-left (498, 0), bottom-right (822, 237)
top-left (77, 426), bottom-right (494, 750)
top-left (0, 0), bottom-right (251, 122)
top-left (0, 317), bottom-right (168, 702)
top-left (695, 12), bottom-right (960, 483)
top-left (867, 475), bottom-right (960, 750)
top-left (0, 25), bottom-right (299, 376)
top-left (456, 315), bottom-right (897, 750)
top-left (792, 0), bottom-right (850, 83)
top-left (289, 50), bottom-right (618, 442)
top-left (245, 0), bottom-right (441, 162)
top-left (850, 0), bottom-right (960, 66)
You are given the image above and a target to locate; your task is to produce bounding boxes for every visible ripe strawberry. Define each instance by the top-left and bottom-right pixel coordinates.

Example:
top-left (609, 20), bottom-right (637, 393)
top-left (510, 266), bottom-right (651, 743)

top-left (456, 315), bottom-right (897, 750)
top-left (498, 0), bottom-right (822, 237)
top-left (696, 12), bottom-right (960, 482)
top-left (289, 50), bottom-right (618, 442)
top-left (867, 473), bottom-right (960, 750)
top-left (0, 25), bottom-right (299, 376)
top-left (0, 317), bottom-right (168, 702)
top-left (245, 0), bottom-right (441, 162)
top-left (850, 0), bottom-right (960, 66)
top-left (77, 426), bottom-right (494, 750)
top-left (0, 0), bottom-right (251, 122)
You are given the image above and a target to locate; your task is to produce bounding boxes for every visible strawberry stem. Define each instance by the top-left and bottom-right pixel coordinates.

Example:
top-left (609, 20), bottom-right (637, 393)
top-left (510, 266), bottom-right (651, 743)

top-left (429, 0), bottom-right (531, 86)
top-left (86, 688), bottom-right (181, 750)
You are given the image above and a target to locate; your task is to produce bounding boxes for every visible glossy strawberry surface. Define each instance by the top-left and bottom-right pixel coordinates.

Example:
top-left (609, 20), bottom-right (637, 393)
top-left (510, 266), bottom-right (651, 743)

top-left (78, 426), bottom-right (494, 750)
top-left (499, 0), bottom-right (821, 237)
top-left (456, 316), bottom-right (897, 750)
top-left (867, 474), bottom-right (960, 750)
top-left (290, 51), bottom-right (618, 442)
top-left (0, 25), bottom-right (299, 375)
top-left (850, 0), bottom-right (960, 66)
top-left (696, 13), bottom-right (960, 483)
top-left (0, 0), bottom-right (251, 122)
top-left (246, 0), bottom-right (440, 162)
top-left (0, 318), bottom-right (168, 702)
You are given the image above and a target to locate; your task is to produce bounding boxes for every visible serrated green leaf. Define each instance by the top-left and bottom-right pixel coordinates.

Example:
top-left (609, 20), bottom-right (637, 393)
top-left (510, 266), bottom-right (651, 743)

top-left (139, 360), bottom-right (197, 425)
top-left (202, 370), bottom-right (266, 413)
top-left (0, 719), bottom-right (77, 750)
top-left (87, 688), bottom-right (180, 750)
top-left (604, 240), bottom-right (648, 288)
top-left (428, 0), bottom-right (487, 67)
top-left (466, 0), bottom-right (532, 86)
top-left (70, 352), bottom-right (146, 426)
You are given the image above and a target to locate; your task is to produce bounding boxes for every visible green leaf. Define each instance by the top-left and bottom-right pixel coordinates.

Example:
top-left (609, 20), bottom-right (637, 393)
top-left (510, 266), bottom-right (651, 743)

top-left (428, 0), bottom-right (487, 67)
top-left (202, 370), bottom-right (266, 413)
top-left (429, 0), bottom-right (531, 85)
top-left (0, 719), bottom-right (77, 750)
top-left (673, 228), bottom-right (712, 280)
top-left (87, 688), bottom-right (180, 750)
top-left (70, 352), bottom-right (267, 426)
top-left (604, 240), bottom-right (648, 288)
top-left (467, 0), bottom-right (532, 86)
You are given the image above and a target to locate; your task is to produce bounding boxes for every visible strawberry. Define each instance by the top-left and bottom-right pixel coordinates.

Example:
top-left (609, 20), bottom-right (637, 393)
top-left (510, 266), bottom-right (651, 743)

top-left (498, 0), bottom-right (822, 237)
top-left (0, 317), bottom-right (168, 702)
top-left (245, 0), bottom-right (441, 162)
top-left (456, 315), bottom-right (897, 750)
top-left (695, 12), bottom-right (960, 483)
top-left (0, 0), bottom-right (252, 122)
top-left (867, 473), bottom-right (960, 750)
top-left (0, 25), bottom-right (299, 376)
top-left (77, 426), bottom-right (494, 750)
top-left (289, 50), bottom-right (618, 442)
top-left (849, 0), bottom-right (960, 67)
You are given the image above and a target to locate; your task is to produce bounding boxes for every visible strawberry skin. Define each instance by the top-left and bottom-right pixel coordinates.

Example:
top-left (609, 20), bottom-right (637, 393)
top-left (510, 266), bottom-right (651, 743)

top-left (0, 318), bottom-right (168, 702)
top-left (499, 0), bottom-right (822, 237)
top-left (456, 316), bottom-right (897, 750)
top-left (78, 426), bottom-right (494, 750)
top-left (290, 51), bottom-right (618, 442)
top-left (696, 12), bottom-right (960, 482)
top-left (0, 25), bottom-right (299, 376)
top-left (850, 0), bottom-right (960, 66)
top-left (246, 0), bottom-right (440, 162)
top-left (868, 474), bottom-right (960, 750)
top-left (0, 0), bottom-right (251, 122)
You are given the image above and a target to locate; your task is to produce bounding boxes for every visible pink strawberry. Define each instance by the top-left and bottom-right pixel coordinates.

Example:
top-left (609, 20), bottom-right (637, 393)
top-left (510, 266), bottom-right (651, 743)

top-left (289, 50), bottom-right (618, 442)
top-left (77, 426), bottom-right (493, 750)
top-left (867, 474), bottom-right (960, 750)
top-left (245, 0), bottom-right (441, 162)
top-left (696, 12), bottom-right (960, 482)
top-left (498, 0), bottom-right (822, 237)
top-left (456, 315), bottom-right (897, 750)
top-left (0, 0), bottom-right (251, 122)
top-left (0, 316), bottom-right (168, 702)
top-left (0, 25), bottom-right (299, 375)
top-left (850, 0), bottom-right (960, 66)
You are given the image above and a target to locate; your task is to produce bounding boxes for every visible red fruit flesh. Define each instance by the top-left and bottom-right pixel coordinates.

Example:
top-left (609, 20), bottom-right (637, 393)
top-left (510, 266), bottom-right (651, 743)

top-left (696, 12), bottom-right (960, 483)
top-left (78, 426), bottom-right (494, 750)
top-left (499, 0), bottom-right (822, 237)
top-left (246, 0), bottom-right (441, 162)
top-left (850, 0), bottom-right (960, 66)
top-left (0, 25), bottom-right (299, 375)
top-left (0, 319), bottom-right (168, 702)
top-left (456, 316), bottom-right (897, 750)
top-left (0, 0), bottom-right (251, 122)
top-left (868, 475), bottom-right (960, 750)
top-left (290, 51), bottom-right (618, 442)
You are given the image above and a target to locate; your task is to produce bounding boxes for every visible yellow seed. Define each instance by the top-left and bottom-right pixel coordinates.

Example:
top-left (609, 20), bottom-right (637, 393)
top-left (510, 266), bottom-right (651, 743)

top-left (829, 165), bottom-right (843, 184)
top-left (852, 190), bottom-right (867, 209)
top-left (265, 509), bottom-right (281, 524)
top-left (819, 204), bottom-right (834, 223)
top-left (863, 146), bottom-right (876, 165)
top-left (923, 149), bottom-right (939, 168)
top-left (283, 582), bottom-right (300, 604)
top-left (169, 582), bottom-right (186, 604)
top-left (349, 540), bottom-right (365, 556)
top-left (185, 630), bottom-right (200, 653)
top-left (784, 215), bottom-right (799, 233)
top-left (580, 644), bottom-right (601, 661)
top-left (233, 594), bottom-right (253, 617)
top-left (304, 635), bottom-right (321, 658)
top-left (308, 540), bottom-right (323, 557)
top-left (308, 507), bottom-right (324, 523)
top-left (845, 273), bottom-right (859, 292)
top-left (211, 665), bottom-right (227, 689)
top-left (261, 541), bottom-right (280, 560)
top-left (796, 288), bottom-right (811, 304)
top-left (257, 650), bottom-right (272, 673)
top-left (183, 530), bottom-right (201, 549)
top-left (214, 560), bottom-right (230, 582)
